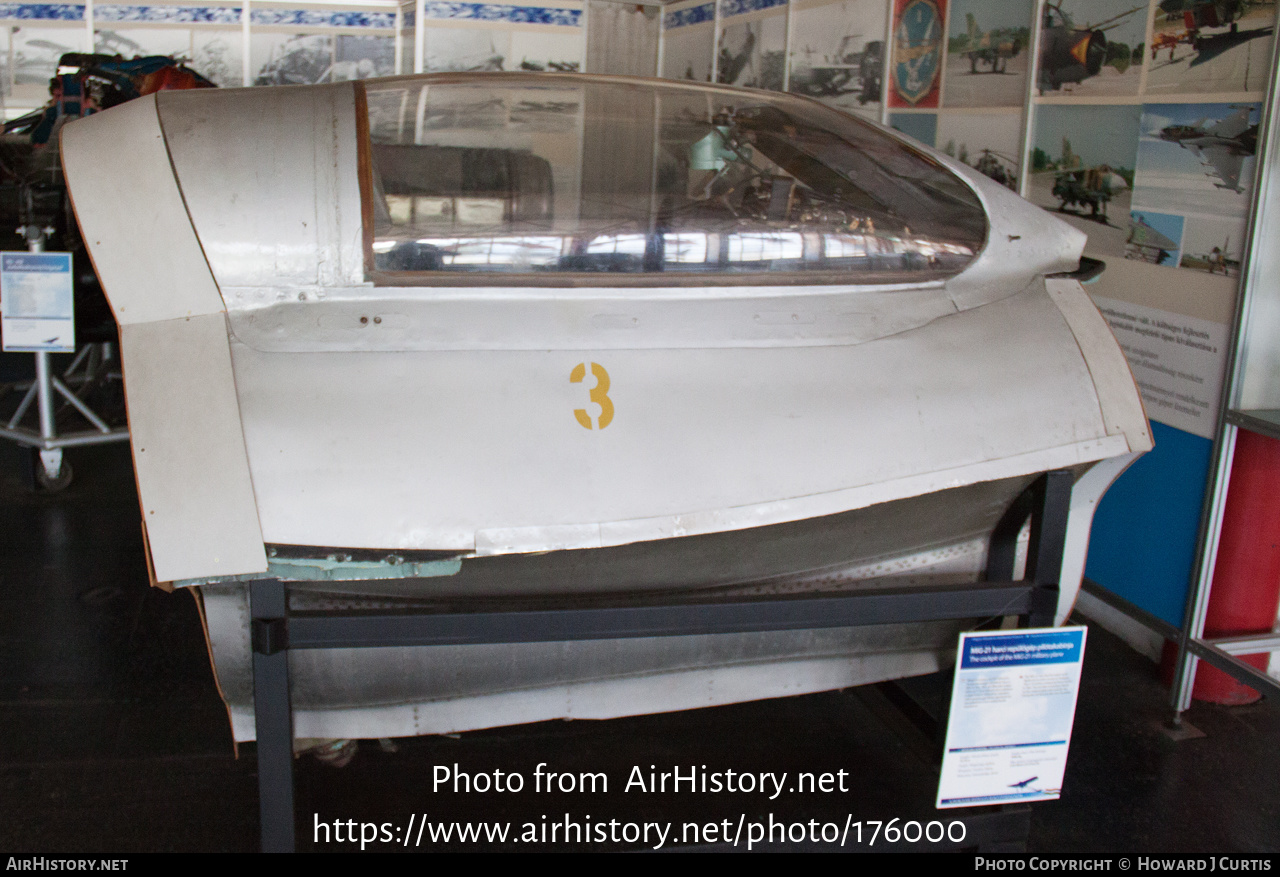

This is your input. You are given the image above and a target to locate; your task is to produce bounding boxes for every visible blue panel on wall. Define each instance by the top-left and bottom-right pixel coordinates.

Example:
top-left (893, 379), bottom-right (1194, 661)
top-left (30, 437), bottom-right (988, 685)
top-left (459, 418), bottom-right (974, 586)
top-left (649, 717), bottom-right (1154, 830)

top-left (888, 112), bottom-right (937, 148)
top-left (1085, 420), bottom-right (1212, 627)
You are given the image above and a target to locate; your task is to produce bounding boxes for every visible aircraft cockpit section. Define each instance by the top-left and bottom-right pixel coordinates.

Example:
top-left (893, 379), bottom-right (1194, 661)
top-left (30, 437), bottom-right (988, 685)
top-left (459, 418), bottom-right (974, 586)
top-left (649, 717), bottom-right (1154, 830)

top-left (363, 76), bottom-right (987, 281)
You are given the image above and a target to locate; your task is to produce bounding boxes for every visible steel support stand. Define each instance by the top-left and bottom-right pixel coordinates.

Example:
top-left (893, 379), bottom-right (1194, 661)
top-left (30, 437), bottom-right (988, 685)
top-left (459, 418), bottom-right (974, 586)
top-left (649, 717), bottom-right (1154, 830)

top-left (249, 471), bottom-right (1075, 852)
top-left (251, 580), bottom-right (295, 853)
top-left (0, 225), bottom-right (129, 488)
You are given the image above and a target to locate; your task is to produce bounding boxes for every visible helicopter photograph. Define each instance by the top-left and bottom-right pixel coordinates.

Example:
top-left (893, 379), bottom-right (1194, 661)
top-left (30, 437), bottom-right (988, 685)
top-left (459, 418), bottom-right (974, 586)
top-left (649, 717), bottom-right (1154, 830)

top-left (1145, 0), bottom-right (1276, 95)
top-left (935, 109), bottom-right (1022, 187)
top-left (942, 0), bottom-right (1032, 107)
top-left (1036, 0), bottom-right (1146, 97)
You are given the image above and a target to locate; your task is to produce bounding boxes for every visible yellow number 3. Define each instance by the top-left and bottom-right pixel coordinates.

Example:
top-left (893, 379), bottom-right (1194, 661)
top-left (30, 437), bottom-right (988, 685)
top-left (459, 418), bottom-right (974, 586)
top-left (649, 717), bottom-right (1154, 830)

top-left (570, 362), bottom-right (614, 430)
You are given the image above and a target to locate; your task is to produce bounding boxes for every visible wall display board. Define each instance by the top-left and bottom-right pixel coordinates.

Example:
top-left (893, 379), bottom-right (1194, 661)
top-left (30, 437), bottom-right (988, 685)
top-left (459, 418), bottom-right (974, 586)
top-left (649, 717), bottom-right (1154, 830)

top-left (250, 5), bottom-right (395, 84)
top-left (883, 0), bottom-right (1033, 192)
top-left (0, 1), bottom-right (400, 111)
top-left (1023, 0), bottom-right (1276, 637)
top-left (7, 13), bottom-right (88, 107)
top-left (640, 0), bottom-right (1278, 660)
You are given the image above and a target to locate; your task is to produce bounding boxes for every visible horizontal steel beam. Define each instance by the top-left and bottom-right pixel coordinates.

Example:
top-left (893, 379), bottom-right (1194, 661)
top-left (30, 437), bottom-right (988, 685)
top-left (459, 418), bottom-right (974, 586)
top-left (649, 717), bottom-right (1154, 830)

top-left (1185, 638), bottom-right (1280, 701)
top-left (1203, 631), bottom-right (1280, 655)
top-left (286, 582), bottom-right (1035, 650)
top-left (0, 426), bottom-right (130, 449)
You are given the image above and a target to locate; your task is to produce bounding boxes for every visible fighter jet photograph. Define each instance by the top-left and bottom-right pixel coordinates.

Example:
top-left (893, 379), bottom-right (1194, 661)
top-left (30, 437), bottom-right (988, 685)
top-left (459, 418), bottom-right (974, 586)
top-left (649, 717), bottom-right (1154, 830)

top-left (1145, 0), bottom-right (1276, 94)
top-left (943, 0), bottom-right (1032, 107)
top-left (1158, 104), bottom-right (1258, 191)
top-left (1036, 0), bottom-right (1146, 96)
top-left (1178, 214), bottom-right (1246, 276)
top-left (1130, 102), bottom-right (1259, 220)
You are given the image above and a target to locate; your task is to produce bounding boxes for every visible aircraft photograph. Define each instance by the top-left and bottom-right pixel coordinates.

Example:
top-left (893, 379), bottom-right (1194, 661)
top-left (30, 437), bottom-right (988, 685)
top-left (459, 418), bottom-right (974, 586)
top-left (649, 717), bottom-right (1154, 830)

top-left (251, 33), bottom-right (333, 86)
top-left (1029, 102), bottom-right (1141, 256)
top-left (1177, 213), bottom-right (1246, 276)
top-left (1144, 0), bottom-right (1275, 94)
top-left (1158, 103), bottom-right (1258, 191)
top-left (1125, 210), bottom-right (1184, 266)
top-left (936, 109), bottom-right (1023, 187)
top-left (787, 0), bottom-right (886, 115)
top-left (424, 28), bottom-right (507, 73)
top-left (717, 16), bottom-right (787, 91)
top-left (1036, 0), bottom-right (1146, 97)
top-left (1130, 102), bottom-right (1259, 221)
top-left (12, 29), bottom-right (82, 86)
top-left (942, 0), bottom-right (1032, 107)
top-left (191, 33), bottom-right (243, 88)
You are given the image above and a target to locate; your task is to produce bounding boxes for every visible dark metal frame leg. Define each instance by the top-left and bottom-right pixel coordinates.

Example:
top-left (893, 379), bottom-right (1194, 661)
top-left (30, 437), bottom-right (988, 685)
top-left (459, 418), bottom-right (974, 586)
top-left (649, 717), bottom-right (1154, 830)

top-left (250, 580), bottom-right (295, 853)
top-left (984, 470), bottom-right (1073, 628)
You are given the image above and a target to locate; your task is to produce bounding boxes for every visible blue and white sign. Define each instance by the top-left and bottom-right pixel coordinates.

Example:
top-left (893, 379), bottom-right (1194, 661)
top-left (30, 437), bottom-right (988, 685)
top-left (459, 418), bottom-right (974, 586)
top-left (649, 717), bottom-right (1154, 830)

top-left (1, 251), bottom-right (75, 353)
top-left (936, 626), bottom-right (1087, 809)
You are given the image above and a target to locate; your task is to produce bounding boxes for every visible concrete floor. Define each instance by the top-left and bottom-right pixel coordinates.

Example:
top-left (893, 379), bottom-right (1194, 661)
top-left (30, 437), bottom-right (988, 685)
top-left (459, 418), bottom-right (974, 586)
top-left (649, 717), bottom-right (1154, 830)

top-left (1, 441), bottom-right (1278, 853)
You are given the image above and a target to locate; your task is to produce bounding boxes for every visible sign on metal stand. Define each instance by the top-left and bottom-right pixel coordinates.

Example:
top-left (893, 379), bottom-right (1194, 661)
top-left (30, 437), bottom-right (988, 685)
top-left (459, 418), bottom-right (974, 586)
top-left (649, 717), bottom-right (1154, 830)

top-left (937, 626), bottom-right (1088, 809)
top-left (0, 251), bottom-right (75, 353)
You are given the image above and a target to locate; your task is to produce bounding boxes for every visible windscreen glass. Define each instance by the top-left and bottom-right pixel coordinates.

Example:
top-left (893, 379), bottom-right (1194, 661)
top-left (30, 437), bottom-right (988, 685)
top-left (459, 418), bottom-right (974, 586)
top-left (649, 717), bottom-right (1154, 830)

top-left (363, 76), bottom-right (987, 280)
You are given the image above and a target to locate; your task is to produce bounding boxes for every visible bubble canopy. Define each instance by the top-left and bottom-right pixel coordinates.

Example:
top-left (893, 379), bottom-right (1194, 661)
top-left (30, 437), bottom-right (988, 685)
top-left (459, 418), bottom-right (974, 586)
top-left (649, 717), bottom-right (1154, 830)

top-left (361, 75), bottom-right (988, 284)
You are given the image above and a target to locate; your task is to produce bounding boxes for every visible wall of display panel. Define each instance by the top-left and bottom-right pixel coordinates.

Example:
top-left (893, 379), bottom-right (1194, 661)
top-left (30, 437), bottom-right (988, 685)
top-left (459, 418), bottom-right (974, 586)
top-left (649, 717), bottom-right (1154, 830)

top-left (0, 0), bottom-right (401, 112)
top-left (653, 0), bottom-right (1280, 669)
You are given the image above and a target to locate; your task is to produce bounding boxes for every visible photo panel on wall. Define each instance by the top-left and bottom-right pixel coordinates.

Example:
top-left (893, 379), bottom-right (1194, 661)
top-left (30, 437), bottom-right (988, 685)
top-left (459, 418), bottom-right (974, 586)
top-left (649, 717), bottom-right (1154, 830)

top-left (1029, 102), bottom-right (1142, 257)
top-left (192, 30), bottom-right (245, 87)
top-left (1036, 0), bottom-right (1148, 99)
top-left (888, 110), bottom-right (937, 145)
top-left (935, 108), bottom-right (1022, 188)
top-left (787, 0), bottom-right (886, 118)
top-left (1144, 0), bottom-right (1276, 96)
top-left (1125, 100), bottom-right (1260, 276)
top-left (942, 0), bottom-right (1033, 108)
top-left (251, 32), bottom-right (334, 86)
top-left (717, 0), bottom-right (788, 91)
top-left (420, 3), bottom-right (583, 74)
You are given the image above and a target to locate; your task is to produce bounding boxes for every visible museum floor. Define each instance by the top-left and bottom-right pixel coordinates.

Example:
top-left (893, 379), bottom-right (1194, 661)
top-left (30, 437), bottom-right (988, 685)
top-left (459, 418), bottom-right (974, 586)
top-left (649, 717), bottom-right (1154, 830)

top-left (1, 441), bottom-right (1278, 854)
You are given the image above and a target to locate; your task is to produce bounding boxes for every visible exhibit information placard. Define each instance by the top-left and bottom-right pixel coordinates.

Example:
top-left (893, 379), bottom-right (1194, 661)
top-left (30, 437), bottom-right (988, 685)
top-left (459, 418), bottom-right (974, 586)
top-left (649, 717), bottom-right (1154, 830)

top-left (0, 251), bottom-right (75, 353)
top-left (936, 626), bottom-right (1087, 809)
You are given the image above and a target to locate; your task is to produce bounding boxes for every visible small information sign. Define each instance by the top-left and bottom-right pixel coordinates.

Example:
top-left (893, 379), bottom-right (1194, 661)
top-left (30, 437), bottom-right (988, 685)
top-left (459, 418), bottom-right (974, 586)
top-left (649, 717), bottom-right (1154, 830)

top-left (1, 251), bottom-right (75, 353)
top-left (936, 626), bottom-right (1087, 809)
